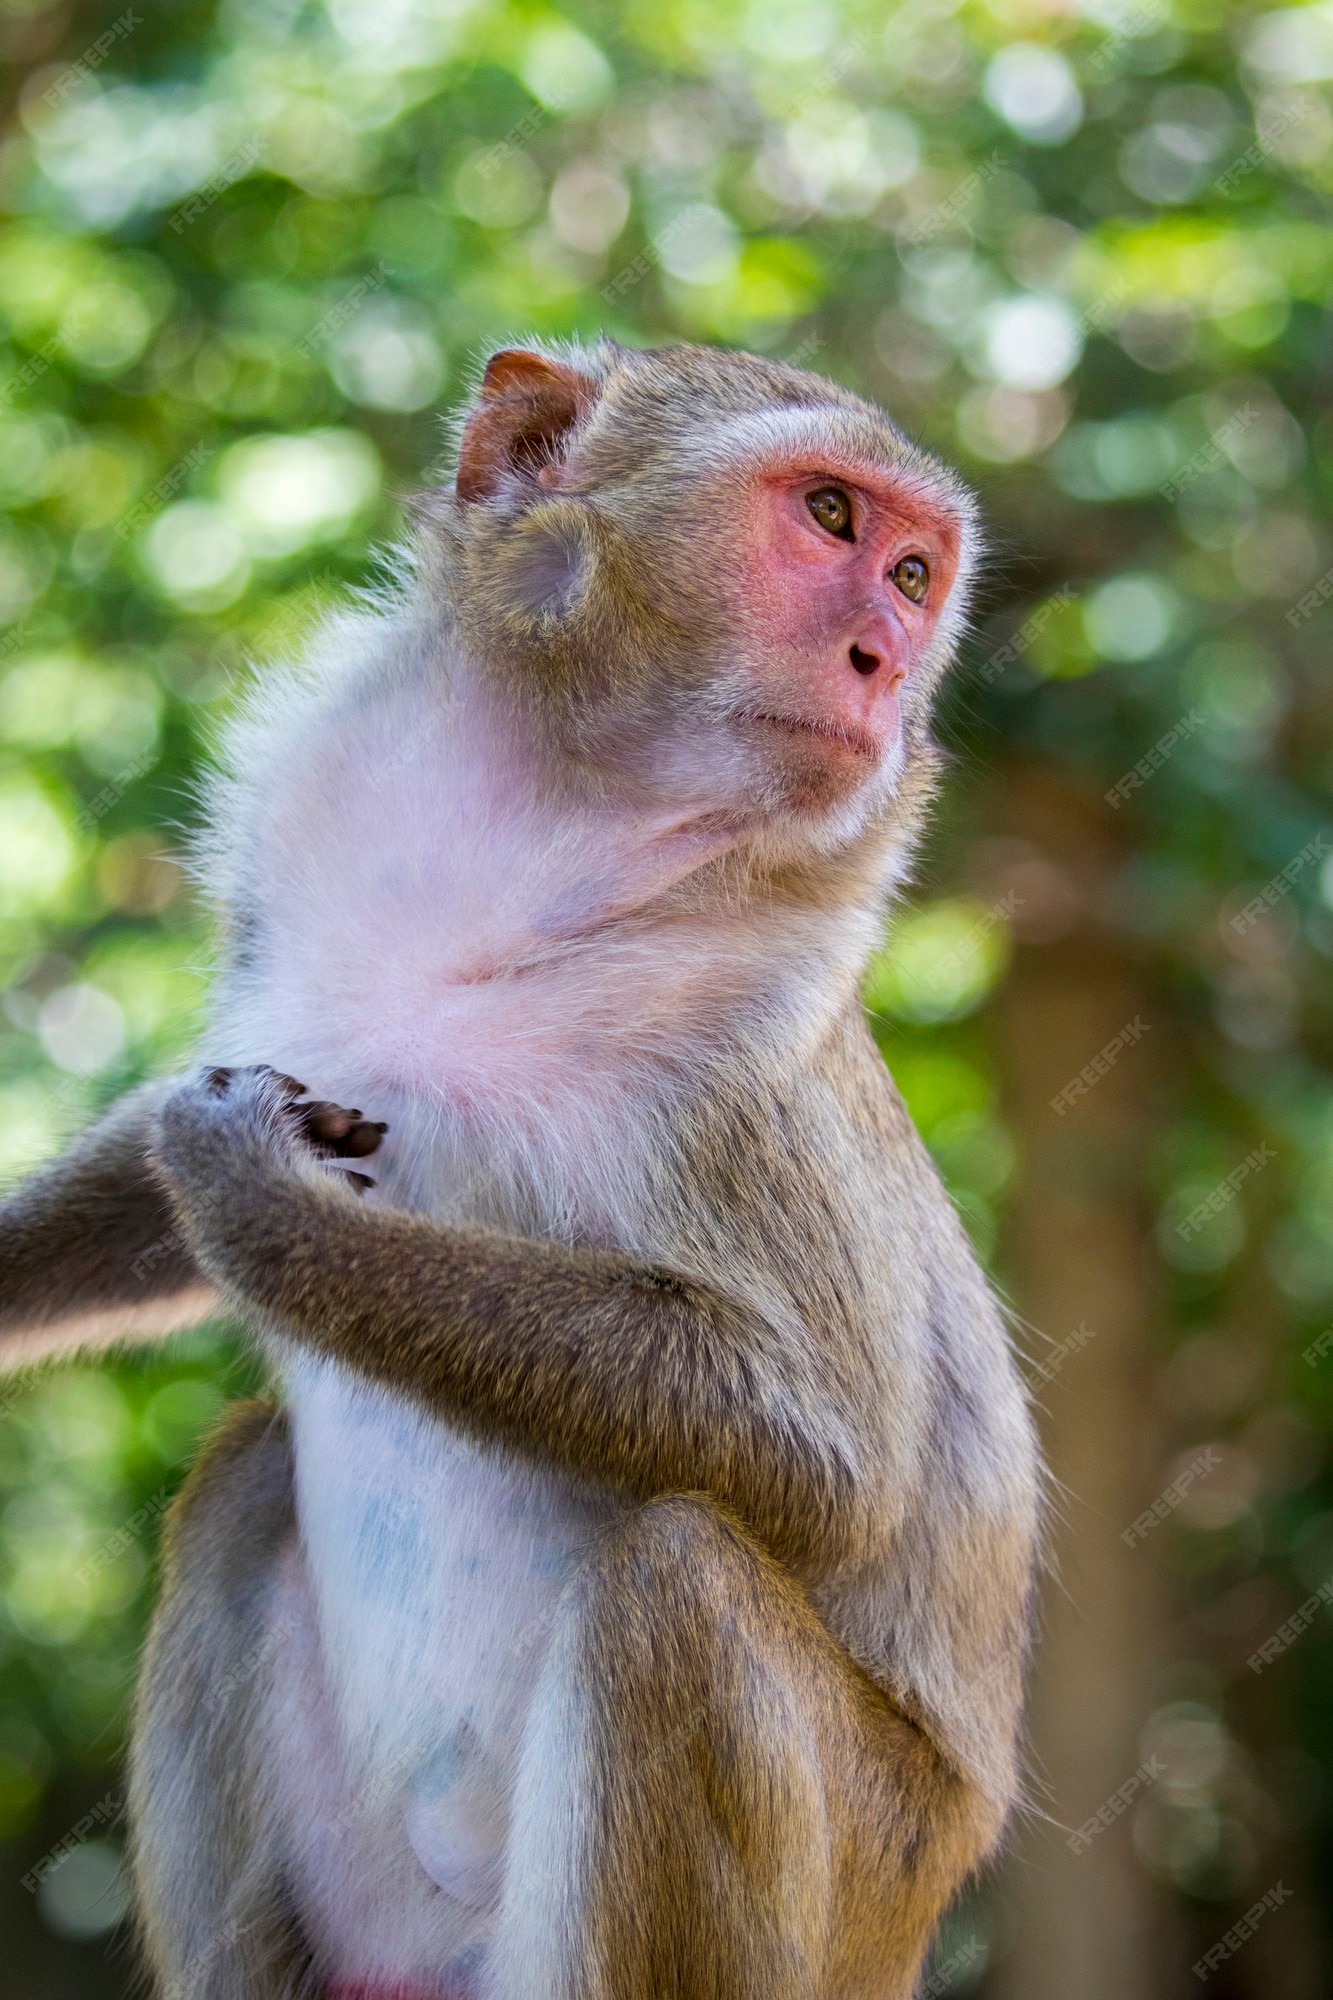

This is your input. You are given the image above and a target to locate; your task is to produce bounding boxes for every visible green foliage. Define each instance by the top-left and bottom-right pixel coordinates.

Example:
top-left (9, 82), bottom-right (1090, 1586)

top-left (0, 0), bottom-right (1329, 1984)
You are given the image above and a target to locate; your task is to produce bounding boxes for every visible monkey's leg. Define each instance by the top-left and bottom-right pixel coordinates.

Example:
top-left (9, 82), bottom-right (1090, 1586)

top-left (128, 1398), bottom-right (313, 2000)
top-left (0, 1079), bottom-right (217, 1367)
top-left (490, 1495), bottom-right (982, 2000)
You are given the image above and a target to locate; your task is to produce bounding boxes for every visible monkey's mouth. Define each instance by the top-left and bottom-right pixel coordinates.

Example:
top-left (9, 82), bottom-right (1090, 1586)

top-left (744, 710), bottom-right (884, 764)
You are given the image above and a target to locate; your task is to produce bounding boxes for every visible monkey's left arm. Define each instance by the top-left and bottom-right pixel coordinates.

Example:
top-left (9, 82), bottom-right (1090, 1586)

top-left (153, 1066), bottom-right (866, 1570)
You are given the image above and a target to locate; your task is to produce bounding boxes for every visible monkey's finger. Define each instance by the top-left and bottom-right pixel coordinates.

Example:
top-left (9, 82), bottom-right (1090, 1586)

top-left (296, 1104), bottom-right (388, 1159)
top-left (341, 1120), bottom-right (387, 1159)
top-left (254, 1064), bottom-right (307, 1097)
top-left (335, 1169), bottom-right (375, 1196)
top-left (298, 1100), bottom-right (358, 1146)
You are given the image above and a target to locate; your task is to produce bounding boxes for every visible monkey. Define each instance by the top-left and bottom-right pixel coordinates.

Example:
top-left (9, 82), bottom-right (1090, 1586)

top-left (0, 338), bottom-right (1039, 2000)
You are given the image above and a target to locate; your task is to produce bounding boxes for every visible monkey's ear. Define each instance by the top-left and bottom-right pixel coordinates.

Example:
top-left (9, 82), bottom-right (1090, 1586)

top-left (456, 349), bottom-right (598, 504)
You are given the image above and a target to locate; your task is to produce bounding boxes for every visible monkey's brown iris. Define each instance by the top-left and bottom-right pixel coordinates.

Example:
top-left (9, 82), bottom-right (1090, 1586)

top-left (806, 486), bottom-right (854, 539)
top-left (891, 556), bottom-right (929, 603)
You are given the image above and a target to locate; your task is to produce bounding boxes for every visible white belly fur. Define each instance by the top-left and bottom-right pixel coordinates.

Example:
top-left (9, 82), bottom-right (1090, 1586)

top-left (270, 1351), bottom-right (619, 1981)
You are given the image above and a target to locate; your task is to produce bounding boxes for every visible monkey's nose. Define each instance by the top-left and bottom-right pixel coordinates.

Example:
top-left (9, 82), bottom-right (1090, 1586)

top-left (848, 644), bottom-right (879, 676)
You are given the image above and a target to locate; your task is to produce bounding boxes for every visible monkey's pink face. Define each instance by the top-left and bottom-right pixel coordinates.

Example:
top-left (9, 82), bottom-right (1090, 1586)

top-left (724, 461), bottom-right (963, 813)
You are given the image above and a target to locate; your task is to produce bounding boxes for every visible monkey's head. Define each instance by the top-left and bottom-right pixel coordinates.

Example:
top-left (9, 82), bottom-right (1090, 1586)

top-left (431, 337), bottom-right (978, 882)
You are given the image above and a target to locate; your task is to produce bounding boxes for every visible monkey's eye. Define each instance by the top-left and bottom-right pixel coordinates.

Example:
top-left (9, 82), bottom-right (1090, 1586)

top-left (890, 555), bottom-right (930, 604)
top-left (806, 486), bottom-right (854, 541)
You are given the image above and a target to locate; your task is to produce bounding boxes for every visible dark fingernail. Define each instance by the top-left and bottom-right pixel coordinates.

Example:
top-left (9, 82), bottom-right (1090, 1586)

top-left (345, 1171), bottom-right (374, 1193)
top-left (343, 1122), bottom-right (383, 1158)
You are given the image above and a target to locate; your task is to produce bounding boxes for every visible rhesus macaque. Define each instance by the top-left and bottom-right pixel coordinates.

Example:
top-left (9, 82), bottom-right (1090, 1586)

top-left (0, 339), bottom-right (1038, 2000)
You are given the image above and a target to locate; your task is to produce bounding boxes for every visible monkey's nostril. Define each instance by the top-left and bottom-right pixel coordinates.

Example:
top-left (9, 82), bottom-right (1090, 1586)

top-left (849, 644), bottom-right (879, 676)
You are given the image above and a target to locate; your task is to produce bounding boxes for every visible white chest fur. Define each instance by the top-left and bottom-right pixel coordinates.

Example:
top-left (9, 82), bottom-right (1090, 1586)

top-left (208, 640), bottom-right (857, 1979)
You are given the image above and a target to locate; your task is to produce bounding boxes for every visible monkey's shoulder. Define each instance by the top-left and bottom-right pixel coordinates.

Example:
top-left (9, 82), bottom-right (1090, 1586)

top-left (666, 1012), bottom-right (1025, 1427)
top-left (674, 1008), bottom-right (982, 1278)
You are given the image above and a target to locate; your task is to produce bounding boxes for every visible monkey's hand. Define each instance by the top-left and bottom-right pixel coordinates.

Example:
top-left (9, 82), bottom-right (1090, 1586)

top-left (151, 1065), bottom-right (388, 1290)
top-left (151, 1072), bottom-right (862, 1574)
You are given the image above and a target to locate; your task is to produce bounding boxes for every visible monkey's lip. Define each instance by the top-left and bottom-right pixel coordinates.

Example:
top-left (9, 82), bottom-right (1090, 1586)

top-left (744, 709), bottom-right (885, 763)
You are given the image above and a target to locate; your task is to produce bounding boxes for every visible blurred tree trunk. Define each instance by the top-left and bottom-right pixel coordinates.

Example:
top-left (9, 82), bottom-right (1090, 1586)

top-left (986, 760), bottom-right (1183, 2000)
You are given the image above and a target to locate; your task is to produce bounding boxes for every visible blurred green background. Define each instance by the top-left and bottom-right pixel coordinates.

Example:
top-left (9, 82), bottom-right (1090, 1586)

top-left (0, 0), bottom-right (1330, 1992)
